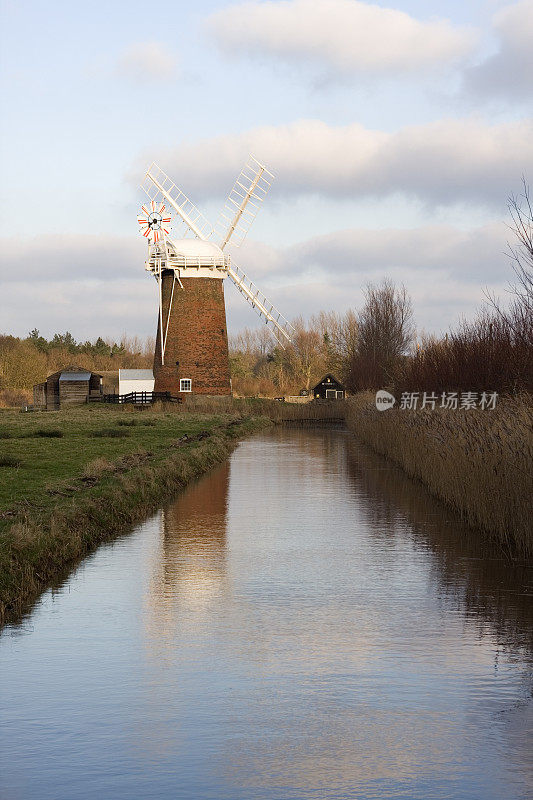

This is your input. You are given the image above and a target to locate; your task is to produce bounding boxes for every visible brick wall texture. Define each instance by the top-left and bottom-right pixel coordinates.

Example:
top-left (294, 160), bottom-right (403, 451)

top-left (153, 272), bottom-right (232, 396)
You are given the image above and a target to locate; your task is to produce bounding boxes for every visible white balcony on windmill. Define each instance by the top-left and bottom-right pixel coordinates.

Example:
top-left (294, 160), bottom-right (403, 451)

top-left (145, 238), bottom-right (231, 279)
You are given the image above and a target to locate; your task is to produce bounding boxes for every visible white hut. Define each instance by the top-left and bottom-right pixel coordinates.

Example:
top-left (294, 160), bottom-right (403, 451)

top-left (118, 369), bottom-right (155, 395)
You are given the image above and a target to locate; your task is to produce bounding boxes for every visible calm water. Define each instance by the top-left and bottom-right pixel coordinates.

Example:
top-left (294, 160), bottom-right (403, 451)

top-left (1, 427), bottom-right (532, 800)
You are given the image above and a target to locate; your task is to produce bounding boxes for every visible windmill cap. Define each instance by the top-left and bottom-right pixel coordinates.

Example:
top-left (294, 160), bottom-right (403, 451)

top-left (172, 238), bottom-right (225, 262)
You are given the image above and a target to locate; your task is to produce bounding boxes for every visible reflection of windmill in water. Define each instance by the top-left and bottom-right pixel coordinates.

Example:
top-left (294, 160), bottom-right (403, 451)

top-left (145, 460), bottom-right (231, 639)
top-left (138, 157), bottom-right (294, 397)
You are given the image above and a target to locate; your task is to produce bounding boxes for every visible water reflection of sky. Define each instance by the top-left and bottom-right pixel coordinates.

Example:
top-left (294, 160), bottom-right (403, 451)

top-left (1, 428), bottom-right (532, 800)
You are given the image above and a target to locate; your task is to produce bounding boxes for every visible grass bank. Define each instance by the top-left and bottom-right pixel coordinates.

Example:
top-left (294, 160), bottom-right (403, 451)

top-left (346, 393), bottom-right (533, 557)
top-left (0, 405), bottom-right (269, 624)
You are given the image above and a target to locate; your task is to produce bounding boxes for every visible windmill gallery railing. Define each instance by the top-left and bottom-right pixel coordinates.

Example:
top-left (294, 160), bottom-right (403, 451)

top-left (97, 392), bottom-right (182, 405)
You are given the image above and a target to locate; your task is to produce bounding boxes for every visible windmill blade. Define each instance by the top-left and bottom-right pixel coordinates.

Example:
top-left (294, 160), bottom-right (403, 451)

top-left (142, 163), bottom-right (213, 241)
top-left (215, 156), bottom-right (274, 250)
top-left (227, 262), bottom-right (294, 347)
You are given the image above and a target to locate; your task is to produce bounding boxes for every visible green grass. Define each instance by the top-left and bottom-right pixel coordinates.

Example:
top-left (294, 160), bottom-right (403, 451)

top-left (0, 400), bottom-right (343, 522)
top-left (0, 406), bottom-right (231, 522)
top-left (0, 404), bottom-right (269, 623)
top-left (90, 428), bottom-right (131, 438)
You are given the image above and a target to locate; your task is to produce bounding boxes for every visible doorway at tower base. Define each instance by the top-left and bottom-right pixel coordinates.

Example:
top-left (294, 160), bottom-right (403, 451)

top-left (153, 272), bottom-right (232, 397)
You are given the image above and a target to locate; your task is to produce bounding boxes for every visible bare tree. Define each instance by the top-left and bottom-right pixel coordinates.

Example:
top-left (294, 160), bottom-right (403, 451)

top-left (486, 178), bottom-right (533, 355)
top-left (311, 310), bottom-right (358, 381)
top-left (349, 279), bottom-right (414, 390)
top-left (227, 308), bottom-right (358, 395)
top-left (507, 177), bottom-right (533, 314)
top-left (282, 316), bottom-right (323, 390)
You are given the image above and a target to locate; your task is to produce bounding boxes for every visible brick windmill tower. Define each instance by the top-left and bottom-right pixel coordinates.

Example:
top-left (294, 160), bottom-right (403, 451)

top-left (137, 157), bottom-right (293, 397)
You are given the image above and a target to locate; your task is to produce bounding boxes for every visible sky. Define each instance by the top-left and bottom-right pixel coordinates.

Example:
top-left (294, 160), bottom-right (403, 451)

top-left (0, 0), bottom-right (532, 342)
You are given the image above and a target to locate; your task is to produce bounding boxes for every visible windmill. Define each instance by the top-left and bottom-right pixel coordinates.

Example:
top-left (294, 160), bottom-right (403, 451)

top-left (138, 156), bottom-right (294, 397)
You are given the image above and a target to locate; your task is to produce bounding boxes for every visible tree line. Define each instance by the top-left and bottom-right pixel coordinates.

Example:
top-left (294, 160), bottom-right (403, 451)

top-left (1, 184), bottom-right (531, 404)
top-left (230, 182), bottom-right (532, 397)
top-left (230, 274), bottom-right (531, 399)
top-left (0, 332), bottom-right (154, 405)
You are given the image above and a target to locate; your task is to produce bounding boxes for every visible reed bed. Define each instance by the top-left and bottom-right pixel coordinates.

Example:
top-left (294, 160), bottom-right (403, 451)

top-left (166, 395), bottom-right (347, 422)
top-left (346, 393), bottom-right (533, 556)
top-left (235, 398), bottom-right (345, 422)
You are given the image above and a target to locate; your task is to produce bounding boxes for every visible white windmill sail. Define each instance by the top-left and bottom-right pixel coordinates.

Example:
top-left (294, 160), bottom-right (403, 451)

top-left (227, 261), bottom-right (294, 346)
top-left (214, 156), bottom-right (274, 250)
top-left (142, 163), bottom-right (213, 240)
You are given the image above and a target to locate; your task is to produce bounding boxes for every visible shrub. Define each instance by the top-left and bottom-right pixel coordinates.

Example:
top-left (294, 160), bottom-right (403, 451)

top-left (399, 309), bottom-right (532, 395)
top-left (34, 429), bottom-right (64, 438)
top-left (0, 455), bottom-right (22, 467)
top-left (0, 388), bottom-right (32, 408)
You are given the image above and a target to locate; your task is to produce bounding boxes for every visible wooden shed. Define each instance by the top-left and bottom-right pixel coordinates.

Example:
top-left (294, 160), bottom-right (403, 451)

top-left (33, 366), bottom-right (102, 409)
top-left (312, 374), bottom-right (345, 400)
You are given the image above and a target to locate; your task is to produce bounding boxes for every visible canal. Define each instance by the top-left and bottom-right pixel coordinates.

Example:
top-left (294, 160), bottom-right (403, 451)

top-left (1, 427), bottom-right (532, 800)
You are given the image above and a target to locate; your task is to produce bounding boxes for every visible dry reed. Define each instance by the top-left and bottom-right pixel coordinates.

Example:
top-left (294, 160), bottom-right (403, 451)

top-left (149, 395), bottom-right (346, 423)
top-left (346, 393), bottom-right (533, 556)
top-left (249, 398), bottom-right (346, 422)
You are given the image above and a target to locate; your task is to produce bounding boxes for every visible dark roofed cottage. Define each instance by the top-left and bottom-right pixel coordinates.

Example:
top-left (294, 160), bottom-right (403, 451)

top-left (312, 374), bottom-right (345, 400)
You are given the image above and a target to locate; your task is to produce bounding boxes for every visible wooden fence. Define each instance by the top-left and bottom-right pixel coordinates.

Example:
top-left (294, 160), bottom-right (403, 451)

top-left (97, 391), bottom-right (182, 405)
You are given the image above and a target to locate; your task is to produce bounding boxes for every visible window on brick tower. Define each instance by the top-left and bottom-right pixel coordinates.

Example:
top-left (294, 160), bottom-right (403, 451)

top-left (180, 378), bottom-right (192, 392)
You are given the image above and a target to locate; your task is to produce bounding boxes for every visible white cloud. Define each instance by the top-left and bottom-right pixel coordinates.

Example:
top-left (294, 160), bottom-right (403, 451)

top-left (0, 221), bottom-right (511, 341)
top-left (229, 274), bottom-right (490, 336)
top-left (284, 222), bottom-right (508, 283)
top-left (237, 221), bottom-right (509, 287)
top-left (0, 234), bottom-right (142, 283)
top-left (226, 221), bottom-right (512, 333)
top-left (0, 278), bottom-right (157, 342)
top-left (463, 0), bottom-right (533, 101)
top-left (140, 118), bottom-right (533, 207)
top-left (116, 41), bottom-right (178, 81)
top-left (206, 0), bottom-right (475, 75)
top-left (0, 234), bottom-right (156, 339)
